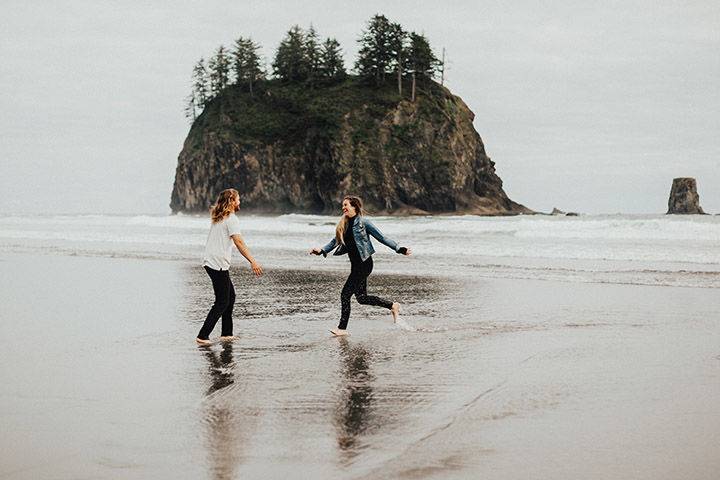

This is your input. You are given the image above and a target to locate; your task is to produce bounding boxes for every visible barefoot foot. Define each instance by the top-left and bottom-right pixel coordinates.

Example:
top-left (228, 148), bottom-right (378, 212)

top-left (391, 303), bottom-right (400, 322)
top-left (195, 337), bottom-right (212, 346)
top-left (330, 328), bottom-right (348, 336)
top-left (219, 335), bottom-right (238, 342)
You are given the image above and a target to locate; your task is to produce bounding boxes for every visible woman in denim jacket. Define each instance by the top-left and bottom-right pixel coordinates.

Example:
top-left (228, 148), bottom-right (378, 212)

top-left (310, 196), bottom-right (411, 335)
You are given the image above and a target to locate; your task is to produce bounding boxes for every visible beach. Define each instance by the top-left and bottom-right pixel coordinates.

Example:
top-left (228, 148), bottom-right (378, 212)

top-left (1, 214), bottom-right (719, 479)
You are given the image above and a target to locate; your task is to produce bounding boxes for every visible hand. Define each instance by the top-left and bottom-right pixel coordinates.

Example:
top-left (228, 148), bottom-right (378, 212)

top-left (250, 261), bottom-right (263, 276)
top-left (399, 247), bottom-right (412, 256)
top-left (309, 248), bottom-right (322, 256)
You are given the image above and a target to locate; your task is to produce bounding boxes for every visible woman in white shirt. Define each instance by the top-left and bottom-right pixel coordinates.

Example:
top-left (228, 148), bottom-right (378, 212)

top-left (196, 189), bottom-right (263, 345)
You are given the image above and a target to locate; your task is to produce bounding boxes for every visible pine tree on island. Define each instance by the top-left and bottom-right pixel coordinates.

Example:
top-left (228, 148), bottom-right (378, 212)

top-left (192, 58), bottom-right (210, 106)
top-left (387, 21), bottom-right (406, 96)
top-left (184, 58), bottom-right (210, 122)
top-left (208, 46), bottom-right (231, 97)
top-left (273, 25), bottom-right (310, 82)
top-left (319, 38), bottom-right (346, 79)
top-left (304, 25), bottom-right (322, 86)
top-left (232, 37), bottom-right (265, 96)
top-left (406, 32), bottom-right (440, 101)
top-left (355, 14), bottom-right (395, 85)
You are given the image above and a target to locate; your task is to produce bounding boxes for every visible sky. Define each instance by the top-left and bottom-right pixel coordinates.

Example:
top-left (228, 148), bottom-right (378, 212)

top-left (1, 0), bottom-right (718, 215)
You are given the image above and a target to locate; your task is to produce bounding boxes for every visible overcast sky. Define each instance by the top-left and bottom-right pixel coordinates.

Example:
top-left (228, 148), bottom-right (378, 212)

top-left (1, 1), bottom-right (718, 214)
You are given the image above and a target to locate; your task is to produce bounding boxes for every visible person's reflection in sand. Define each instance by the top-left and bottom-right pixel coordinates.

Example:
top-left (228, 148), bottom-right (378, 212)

top-left (334, 337), bottom-right (376, 462)
top-left (199, 342), bottom-right (240, 480)
top-left (202, 341), bottom-right (235, 395)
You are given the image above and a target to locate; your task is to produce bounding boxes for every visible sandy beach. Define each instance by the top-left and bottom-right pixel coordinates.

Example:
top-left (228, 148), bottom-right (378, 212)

top-left (1, 242), bottom-right (719, 479)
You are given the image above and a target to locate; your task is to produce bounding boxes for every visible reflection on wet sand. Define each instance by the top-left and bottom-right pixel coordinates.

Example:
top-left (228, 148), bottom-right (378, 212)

top-left (200, 342), bottom-right (241, 480)
top-left (202, 342), bottom-right (235, 395)
top-left (334, 338), bottom-right (376, 463)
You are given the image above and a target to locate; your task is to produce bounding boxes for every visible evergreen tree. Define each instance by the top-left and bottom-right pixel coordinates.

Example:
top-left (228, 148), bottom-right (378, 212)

top-left (185, 58), bottom-right (209, 123)
top-left (407, 32), bottom-right (439, 78)
top-left (355, 14), bottom-right (395, 84)
top-left (232, 37), bottom-right (247, 82)
top-left (191, 58), bottom-right (209, 107)
top-left (406, 32), bottom-right (440, 101)
top-left (208, 45), bottom-right (231, 97)
top-left (233, 37), bottom-right (265, 96)
top-left (304, 25), bottom-right (321, 84)
top-left (388, 22), bottom-right (407, 95)
top-left (319, 38), bottom-right (346, 79)
top-left (183, 93), bottom-right (197, 123)
top-left (273, 25), bottom-right (310, 82)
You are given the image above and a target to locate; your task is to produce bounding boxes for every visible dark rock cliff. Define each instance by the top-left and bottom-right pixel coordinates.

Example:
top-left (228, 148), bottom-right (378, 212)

top-left (170, 77), bottom-right (530, 215)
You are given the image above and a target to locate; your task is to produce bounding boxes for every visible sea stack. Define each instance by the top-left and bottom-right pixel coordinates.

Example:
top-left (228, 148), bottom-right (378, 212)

top-left (667, 177), bottom-right (704, 214)
top-left (170, 79), bottom-right (530, 216)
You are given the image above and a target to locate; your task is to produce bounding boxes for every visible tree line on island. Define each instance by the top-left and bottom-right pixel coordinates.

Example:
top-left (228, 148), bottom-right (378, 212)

top-left (184, 14), bottom-right (445, 122)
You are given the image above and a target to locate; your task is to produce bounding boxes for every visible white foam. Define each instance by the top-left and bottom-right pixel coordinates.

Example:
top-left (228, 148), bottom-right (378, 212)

top-left (1, 213), bottom-right (719, 272)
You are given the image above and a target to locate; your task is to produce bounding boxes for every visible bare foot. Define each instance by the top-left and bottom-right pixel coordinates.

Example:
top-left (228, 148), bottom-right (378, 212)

top-left (195, 337), bottom-right (212, 346)
top-left (330, 328), bottom-right (348, 336)
top-left (391, 303), bottom-right (400, 322)
top-left (219, 335), bottom-right (238, 342)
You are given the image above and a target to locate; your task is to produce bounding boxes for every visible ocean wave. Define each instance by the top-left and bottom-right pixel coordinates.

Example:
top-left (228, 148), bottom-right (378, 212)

top-left (2, 213), bottom-right (720, 269)
top-left (3, 213), bottom-right (718, 242)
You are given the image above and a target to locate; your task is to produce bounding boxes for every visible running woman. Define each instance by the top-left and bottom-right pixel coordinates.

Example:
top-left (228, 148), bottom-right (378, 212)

top-left (310, 196), bottom-right (411, 336)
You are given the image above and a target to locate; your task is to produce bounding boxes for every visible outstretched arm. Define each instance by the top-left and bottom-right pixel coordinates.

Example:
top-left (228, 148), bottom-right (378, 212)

top-left (364, 220), bottom-right (411, 255)
top-left (310, 237), bottom-right (337, 257)
top-left (231, 234), bottom-right (263, 276)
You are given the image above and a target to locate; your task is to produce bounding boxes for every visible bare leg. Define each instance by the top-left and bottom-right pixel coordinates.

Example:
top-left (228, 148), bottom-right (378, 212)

top-left (391, 302), bottom-right (400, 322)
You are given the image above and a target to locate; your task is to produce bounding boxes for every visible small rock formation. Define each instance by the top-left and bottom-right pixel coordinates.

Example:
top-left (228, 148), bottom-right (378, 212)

top-left (550, 207), bottom-right (579, 216)
top-left (667, 178), bottom-right (704, 214)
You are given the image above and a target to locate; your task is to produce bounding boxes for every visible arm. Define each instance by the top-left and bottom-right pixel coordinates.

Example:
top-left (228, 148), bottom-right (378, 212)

top-left (310, 237), bottom-right (337, 257)
top-left (364, 220), bottom-right (410, 254)
top-left (231, 234), bottom-right (263, 276)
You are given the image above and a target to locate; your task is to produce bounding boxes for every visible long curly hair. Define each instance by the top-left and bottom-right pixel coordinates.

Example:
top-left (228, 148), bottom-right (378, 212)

top-left (335, 195), bottom-right (365, 244)
top-left (210, 189), bottom-right (239, 223)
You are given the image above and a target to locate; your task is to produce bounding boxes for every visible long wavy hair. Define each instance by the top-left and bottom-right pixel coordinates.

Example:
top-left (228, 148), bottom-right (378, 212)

top-left (335, 195), bottom-right (365, 245)
top-left (210, 189), bottom-right (240, 223)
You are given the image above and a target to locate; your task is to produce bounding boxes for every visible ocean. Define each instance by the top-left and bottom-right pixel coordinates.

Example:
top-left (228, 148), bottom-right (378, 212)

top-left (2, 213), bottom-right (719, 288)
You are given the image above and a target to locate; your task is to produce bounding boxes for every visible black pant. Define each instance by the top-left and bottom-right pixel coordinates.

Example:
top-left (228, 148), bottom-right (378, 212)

top-left (198, 266), bottom-right (236, 340)
top-left (339, 257), bottom-right (393, 329)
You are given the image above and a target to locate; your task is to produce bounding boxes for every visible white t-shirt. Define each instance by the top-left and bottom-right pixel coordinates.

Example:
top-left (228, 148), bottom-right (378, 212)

top-left (202, 214), bottom-right (242, 270)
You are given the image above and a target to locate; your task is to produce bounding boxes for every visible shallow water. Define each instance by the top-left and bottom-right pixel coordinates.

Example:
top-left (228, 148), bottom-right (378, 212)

top-left (2, 251), bottom-right (719, 479)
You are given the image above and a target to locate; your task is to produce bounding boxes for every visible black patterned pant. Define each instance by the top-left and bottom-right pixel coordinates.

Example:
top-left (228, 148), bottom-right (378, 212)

top-left (339, 257), bottom-right (393, 329)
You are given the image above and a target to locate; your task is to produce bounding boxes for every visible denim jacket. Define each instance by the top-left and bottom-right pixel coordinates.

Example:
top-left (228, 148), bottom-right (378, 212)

top-left (320, 216), bottom-right (401, 262)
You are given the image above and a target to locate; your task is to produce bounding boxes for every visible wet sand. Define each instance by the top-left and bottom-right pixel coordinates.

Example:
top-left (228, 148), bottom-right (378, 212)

top-left (1, 251), bottom-right (719, 479)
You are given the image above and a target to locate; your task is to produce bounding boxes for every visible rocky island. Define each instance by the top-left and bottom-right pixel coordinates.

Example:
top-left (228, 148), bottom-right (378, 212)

top-left (171, 17), bottom-right (529, 215)
top-left (171, 79), bottom-right (529, 215)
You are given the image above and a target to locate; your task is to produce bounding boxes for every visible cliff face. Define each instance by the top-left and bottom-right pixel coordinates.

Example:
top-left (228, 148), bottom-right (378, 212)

top-left (170, 78), bottom-right (529, 215)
